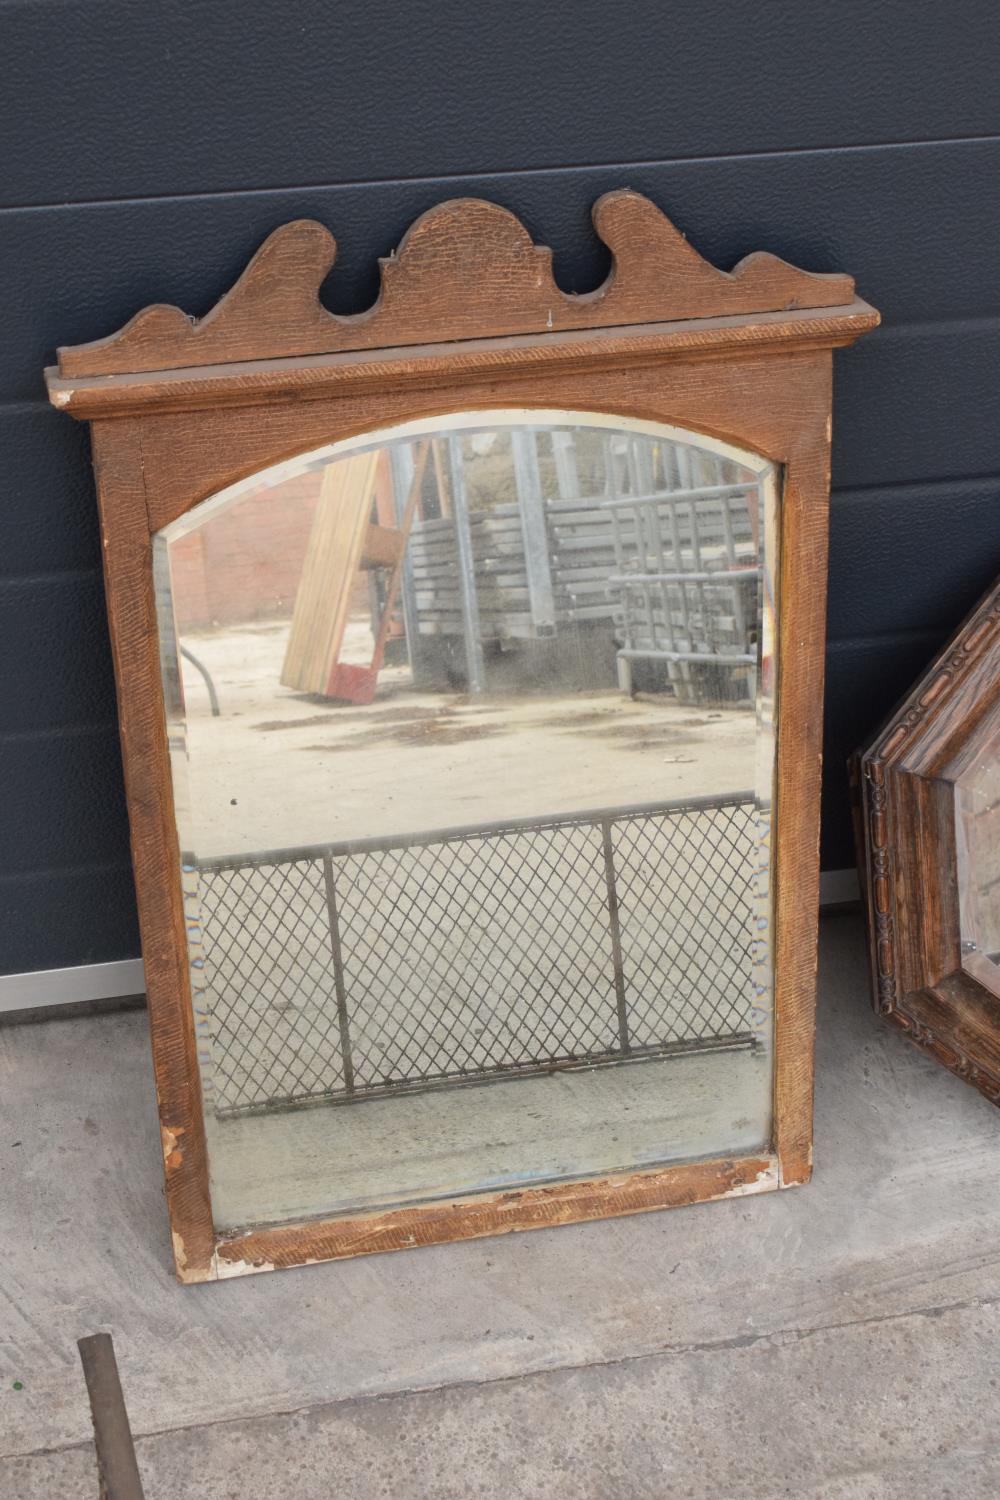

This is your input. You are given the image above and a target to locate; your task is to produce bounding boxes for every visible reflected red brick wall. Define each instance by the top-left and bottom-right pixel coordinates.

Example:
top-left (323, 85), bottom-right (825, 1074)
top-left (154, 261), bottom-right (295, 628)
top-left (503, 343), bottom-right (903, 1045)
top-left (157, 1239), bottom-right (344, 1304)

top-left (170, 472), bottom-right (324, 631)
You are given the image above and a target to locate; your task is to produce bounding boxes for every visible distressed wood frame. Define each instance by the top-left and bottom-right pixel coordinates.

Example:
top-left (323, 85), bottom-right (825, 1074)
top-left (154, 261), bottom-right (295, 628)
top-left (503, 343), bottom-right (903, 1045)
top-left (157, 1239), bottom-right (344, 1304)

top-left (46, 191), bottom-right (878, 1280)
top-left (854, 579), bottom-right (1000, 1105)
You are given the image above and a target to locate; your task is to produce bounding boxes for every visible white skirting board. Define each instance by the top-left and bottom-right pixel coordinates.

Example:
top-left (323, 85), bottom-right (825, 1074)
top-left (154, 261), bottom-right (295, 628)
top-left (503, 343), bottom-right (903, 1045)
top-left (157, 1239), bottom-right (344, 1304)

top-left (0, 958), bottom-right (146, 1015)
top-left (0, 870), bottom-right (860, 1014)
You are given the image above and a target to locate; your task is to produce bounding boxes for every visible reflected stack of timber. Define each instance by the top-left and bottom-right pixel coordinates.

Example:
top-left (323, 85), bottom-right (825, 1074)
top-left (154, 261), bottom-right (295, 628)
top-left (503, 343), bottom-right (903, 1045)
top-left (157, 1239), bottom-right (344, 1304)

top-left (281, 444), bottom-right (429, 702)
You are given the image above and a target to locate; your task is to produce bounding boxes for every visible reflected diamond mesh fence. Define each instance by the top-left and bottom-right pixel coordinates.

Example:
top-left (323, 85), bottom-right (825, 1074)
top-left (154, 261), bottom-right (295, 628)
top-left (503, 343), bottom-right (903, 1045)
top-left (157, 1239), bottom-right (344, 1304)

top-left (195, 794), bottom-right (760, 1116)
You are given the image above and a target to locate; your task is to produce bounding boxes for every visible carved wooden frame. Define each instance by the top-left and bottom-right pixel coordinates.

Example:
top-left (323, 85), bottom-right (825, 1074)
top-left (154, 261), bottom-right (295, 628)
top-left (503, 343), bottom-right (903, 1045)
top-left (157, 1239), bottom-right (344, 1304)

top-left (46, 192), bottom-right (878, 1280)
top-left (854, 579), bottom-right (1000, 1105)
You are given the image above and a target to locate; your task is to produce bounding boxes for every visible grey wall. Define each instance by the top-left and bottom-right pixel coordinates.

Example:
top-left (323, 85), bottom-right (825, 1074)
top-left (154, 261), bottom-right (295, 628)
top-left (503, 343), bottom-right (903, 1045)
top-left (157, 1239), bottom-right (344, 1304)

top-left (3, 0), bottom-right (1000, 974)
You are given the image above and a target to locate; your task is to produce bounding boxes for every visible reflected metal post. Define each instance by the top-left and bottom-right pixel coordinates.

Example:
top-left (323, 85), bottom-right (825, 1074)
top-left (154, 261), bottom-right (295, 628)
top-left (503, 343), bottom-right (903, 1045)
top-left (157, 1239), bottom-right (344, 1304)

top-left (687, 481), bottom-right (705, 694)
top-left (389, 444), bottom-right (423, 679)
top-left (628, 434), bottom-right (655, 499)
top-left (666, 495), bottom-right (689, 654)
top-left (605, 434), bottom-right (632, 695)
top-left (648, 474), bottom-right (673, 685)
top-left (550, 429), bottom-right (579, 501)
top-left (719, 476), bottom-right (749, 667)
top-left (675, 440), bottom-right (693, 491)
top-left (511, 428), bottom-right (556, 636)
top-left (446, 435), bottom-right (487, 693)
top-left (663, 457), bottom-right (691, 703)
top-left (178, 644), bottom-right (221, 717)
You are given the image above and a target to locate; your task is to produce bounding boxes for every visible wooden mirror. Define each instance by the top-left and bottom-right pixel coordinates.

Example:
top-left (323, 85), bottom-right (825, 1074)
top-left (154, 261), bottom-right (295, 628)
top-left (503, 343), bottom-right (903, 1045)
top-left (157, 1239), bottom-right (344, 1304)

top-left (854, 577), bottom-right (1000, 1104)
top-left (46, 192), bottom-right (878, 1280)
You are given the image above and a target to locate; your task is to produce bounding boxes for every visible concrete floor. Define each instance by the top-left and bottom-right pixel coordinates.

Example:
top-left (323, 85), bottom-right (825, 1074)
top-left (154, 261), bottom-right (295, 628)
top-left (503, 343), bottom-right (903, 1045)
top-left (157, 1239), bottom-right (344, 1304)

top-left (3, 911), bottom-right (1000, 1497)
top-left (175, 620), bottom-right (760, 854)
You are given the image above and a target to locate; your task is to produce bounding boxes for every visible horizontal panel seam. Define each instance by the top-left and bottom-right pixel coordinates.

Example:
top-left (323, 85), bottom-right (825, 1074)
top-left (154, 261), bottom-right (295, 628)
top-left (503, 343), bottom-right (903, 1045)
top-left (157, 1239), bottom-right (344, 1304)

top-left (826, 628), bottom-right (945, 652)
top-left (3, 131), bottom-right (1000, 214)
top-left (0, 722), bottom-right (118, 742)
top-left (840, 314), bottom-right (1000, 338)
top-left (0, 858), bottom-right (132, 885)
top-left (0, 566), bottom-right (101, 588)
top-left (832, 471), bottom-right (1000, 498)
top-left (0, 398), bottom-right (53, 414)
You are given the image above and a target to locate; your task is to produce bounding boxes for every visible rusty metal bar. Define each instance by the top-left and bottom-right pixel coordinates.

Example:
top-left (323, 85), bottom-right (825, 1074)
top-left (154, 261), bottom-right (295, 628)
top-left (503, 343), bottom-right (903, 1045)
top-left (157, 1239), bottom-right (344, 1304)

top-left (226, 1033), bottom-right (755, 1117)
top-left (601, 817), bottom-right (631, 1054)
top-left (322, 854), bottom-right (355, 1095)
top-left (193, 789), bottom-right (755, 873)
top-left (77, 1333), bottom-right (145, 1500)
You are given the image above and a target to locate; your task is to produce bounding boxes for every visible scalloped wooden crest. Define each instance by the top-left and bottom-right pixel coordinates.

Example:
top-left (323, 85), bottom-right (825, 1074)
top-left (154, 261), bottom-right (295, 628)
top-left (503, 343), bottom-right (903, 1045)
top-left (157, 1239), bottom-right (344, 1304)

top-left (57, 191), bottom-right (856, 378)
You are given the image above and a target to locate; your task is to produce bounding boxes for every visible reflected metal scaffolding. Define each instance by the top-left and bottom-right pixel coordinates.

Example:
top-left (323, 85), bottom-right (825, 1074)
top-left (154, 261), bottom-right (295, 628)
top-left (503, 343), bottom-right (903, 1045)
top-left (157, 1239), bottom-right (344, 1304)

top-left (391, 428), bottom-right (762, 704)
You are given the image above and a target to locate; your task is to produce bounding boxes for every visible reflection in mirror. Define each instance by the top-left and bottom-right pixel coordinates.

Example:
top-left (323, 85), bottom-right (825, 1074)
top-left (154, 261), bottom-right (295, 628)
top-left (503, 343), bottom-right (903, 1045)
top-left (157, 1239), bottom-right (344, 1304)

top-left (955, 700), bottom-right (1000, 988)
top-left (154, 412), bottom-right (780, 1229)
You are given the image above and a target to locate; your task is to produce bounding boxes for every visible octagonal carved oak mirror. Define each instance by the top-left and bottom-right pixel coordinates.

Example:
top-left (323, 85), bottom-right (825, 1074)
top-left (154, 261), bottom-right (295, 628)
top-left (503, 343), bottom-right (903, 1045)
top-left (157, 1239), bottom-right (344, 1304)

top-left (855, 577), bottom-right (1000, 1103)
top-left (46, 192), bottom-right (878, 1279)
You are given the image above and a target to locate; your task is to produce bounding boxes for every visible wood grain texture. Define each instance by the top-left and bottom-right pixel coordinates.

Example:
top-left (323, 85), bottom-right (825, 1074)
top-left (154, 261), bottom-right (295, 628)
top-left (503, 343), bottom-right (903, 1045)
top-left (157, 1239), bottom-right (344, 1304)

top-left (55, 191), bottom-right (857, 378)
top-left (113, 350), bottom-right (845, 535)
top-left (211, 1155), bottom-right (778, 1279)
top-left (856, 579), bottom-right (1000, 1106)
top-left (88, 421), bottom-right (216, 1274)
top-left (769, 358), bottom-right (832, 1187)
top-left (46, 197), bottom-right (877, 1277)
top-left (279, 450), bottom-right (380, 694)
top-left (47, 302), bottom-right (878, 421)
top-left (104, 350), bottom-right (832, 1274)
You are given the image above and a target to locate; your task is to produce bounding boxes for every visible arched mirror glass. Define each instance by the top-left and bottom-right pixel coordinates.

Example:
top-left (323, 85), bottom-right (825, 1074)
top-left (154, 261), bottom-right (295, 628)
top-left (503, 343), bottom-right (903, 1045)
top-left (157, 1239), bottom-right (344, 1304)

top-left (154, 411), bottom-right (780, 1230)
